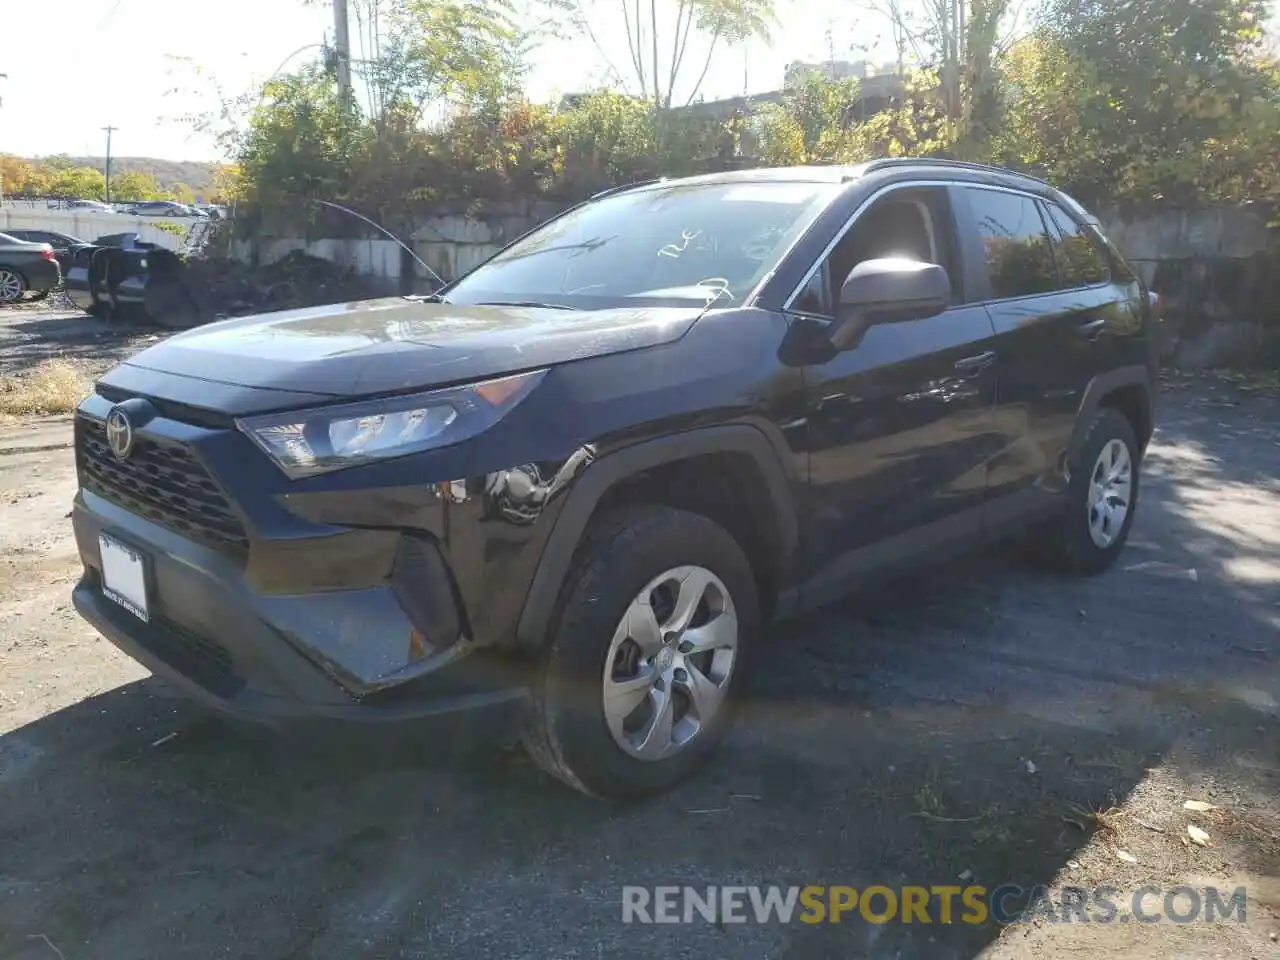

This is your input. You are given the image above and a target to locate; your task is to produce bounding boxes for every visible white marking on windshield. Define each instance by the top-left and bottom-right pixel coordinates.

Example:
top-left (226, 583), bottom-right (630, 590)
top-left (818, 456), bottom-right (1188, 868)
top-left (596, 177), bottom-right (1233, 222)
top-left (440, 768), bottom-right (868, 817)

top-left (658, 228), bottom-right (702, 259)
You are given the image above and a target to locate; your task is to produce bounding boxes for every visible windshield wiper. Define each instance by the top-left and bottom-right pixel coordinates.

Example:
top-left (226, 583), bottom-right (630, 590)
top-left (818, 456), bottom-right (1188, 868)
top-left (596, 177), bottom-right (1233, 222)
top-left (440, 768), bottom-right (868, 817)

top-left (475, 300), bottom-right (578, 311)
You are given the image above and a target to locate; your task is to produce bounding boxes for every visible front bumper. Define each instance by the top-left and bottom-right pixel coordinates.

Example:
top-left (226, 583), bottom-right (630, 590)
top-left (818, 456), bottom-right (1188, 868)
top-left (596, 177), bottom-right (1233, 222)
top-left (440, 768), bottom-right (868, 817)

top-left (72, 493), bottom-right (530, 733)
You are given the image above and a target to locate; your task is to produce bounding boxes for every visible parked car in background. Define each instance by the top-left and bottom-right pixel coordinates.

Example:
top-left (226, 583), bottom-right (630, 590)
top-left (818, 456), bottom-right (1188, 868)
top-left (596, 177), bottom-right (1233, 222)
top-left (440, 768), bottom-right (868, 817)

top-left (66, 200), bottom-right (116, 214)
top-left (129, 201), bottom-right (201, 218)
top-left (69, 161), bottom-right (1157, 799)
top-left (4, 228), bottom-right (92, 272)
top-left (0, 231), bottom-right (62, 302)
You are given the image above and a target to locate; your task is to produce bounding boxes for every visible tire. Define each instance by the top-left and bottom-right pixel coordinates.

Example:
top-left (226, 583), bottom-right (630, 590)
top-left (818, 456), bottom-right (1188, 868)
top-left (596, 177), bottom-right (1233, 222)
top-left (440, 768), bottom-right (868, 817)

top-left (1038, 407), bottom-right (1140, 576)
top-left (0, 268), bottom-right (27, 304)
top-left (521, 506), bottom-right (759, 800)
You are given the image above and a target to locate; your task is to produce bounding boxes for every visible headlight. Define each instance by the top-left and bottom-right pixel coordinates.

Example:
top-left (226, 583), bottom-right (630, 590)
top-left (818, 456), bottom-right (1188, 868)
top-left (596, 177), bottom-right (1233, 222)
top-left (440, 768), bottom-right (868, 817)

top-left (237, 369), bottom-right (546, 478)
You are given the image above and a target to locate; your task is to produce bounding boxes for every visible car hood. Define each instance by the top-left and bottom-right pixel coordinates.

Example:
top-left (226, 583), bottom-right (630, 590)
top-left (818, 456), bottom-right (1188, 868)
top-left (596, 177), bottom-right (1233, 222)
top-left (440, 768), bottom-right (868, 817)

top-left (118, 297), bottom-right (703, 400)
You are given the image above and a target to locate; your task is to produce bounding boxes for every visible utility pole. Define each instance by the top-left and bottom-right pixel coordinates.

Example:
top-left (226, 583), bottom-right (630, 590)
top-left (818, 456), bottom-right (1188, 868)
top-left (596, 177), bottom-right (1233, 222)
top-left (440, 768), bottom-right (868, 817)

top-left (0, 73), bottom-right (7, 201)
top-left (332, 0), bottom-right (352, 108)
top-left (102, 125), bottom-right (117, 204)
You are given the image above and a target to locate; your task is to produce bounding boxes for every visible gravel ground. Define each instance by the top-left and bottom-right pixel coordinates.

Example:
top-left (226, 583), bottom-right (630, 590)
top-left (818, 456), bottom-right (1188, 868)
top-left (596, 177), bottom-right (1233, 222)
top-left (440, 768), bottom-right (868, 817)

top-left (0, 303), bottom-right (1277, 959)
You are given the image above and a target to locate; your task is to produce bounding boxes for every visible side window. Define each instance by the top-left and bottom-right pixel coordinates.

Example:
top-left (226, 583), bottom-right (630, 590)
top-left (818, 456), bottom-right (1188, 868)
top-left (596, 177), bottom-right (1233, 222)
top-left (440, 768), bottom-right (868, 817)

top-left (791, 187), bottom-right (959, 317)
top-left (967, 188), bottom-right (1057, 300)
top-left (1045, 203), bottom-right (1109, 287)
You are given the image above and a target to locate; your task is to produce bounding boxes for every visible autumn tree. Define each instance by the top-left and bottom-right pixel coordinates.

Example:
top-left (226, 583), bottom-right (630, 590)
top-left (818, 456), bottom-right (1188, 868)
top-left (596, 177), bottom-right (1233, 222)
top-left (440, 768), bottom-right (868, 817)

top-left (110, 171), bottom-right (166, 202)
top-left (341, 0), bottom-right (528, 127)
top-left (994, 0), bottom-right (1280, 206)
top-left (755, 74), bottom-right (864, 164)
top-left (859, 0), bottom-right (1018, 150)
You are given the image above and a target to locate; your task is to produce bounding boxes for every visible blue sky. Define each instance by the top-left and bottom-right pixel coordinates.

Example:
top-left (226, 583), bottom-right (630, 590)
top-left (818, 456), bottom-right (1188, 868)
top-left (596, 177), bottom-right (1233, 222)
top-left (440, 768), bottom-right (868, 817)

top-left (2, 0), bottom-right (880, 162)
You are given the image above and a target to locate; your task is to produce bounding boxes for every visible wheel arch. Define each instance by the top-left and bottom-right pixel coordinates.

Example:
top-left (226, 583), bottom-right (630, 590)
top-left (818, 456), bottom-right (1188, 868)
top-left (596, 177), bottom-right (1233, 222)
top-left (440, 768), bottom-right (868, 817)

top-left (1067, 366), bottom-right (1154, 470)
top-left (514, 422), bottom-right (799, 652)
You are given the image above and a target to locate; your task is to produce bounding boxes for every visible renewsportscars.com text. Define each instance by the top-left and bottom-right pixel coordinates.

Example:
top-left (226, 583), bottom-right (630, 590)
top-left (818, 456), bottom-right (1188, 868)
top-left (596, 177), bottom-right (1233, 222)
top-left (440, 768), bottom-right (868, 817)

top-left (621, 885), bottom-right (1248, 926)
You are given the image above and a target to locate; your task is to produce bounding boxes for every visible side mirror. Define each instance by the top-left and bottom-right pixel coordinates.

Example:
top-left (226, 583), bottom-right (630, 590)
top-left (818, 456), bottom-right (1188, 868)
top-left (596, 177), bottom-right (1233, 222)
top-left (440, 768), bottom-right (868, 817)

top-left (831, 258), bottom-right (951, 351)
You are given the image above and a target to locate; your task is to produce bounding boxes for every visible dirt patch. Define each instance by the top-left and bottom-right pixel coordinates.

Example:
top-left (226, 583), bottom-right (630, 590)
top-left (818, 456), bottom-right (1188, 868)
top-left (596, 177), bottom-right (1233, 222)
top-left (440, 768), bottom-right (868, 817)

top-left (0, 359), bottom-right (92, 420)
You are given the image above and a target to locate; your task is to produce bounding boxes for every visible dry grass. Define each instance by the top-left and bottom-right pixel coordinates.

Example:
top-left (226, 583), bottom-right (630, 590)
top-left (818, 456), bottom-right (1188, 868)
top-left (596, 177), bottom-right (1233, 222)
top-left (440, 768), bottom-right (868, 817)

top-left (0, 360), bottom-right (90, 419)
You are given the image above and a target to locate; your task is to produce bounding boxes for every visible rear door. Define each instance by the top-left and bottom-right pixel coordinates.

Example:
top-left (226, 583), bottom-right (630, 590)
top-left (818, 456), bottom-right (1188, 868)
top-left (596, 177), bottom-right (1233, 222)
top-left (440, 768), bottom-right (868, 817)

top-left (957, 185), bottom-right (1113, 525)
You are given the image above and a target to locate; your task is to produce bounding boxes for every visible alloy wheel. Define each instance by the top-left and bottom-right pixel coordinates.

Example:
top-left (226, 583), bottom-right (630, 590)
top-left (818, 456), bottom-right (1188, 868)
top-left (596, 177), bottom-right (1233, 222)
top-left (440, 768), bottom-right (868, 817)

top-left (0, 270), bottom-right (23, 303)
top-left (1087, 437), bottom-right (1133, 548)
top-left (602, 565), bottom-right (738, 762)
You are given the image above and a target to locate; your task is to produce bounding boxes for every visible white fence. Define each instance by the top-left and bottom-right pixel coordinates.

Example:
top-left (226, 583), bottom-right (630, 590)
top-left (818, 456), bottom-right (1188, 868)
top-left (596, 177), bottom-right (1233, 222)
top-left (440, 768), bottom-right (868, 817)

top-left (0, 206), bottom-right (198, 251)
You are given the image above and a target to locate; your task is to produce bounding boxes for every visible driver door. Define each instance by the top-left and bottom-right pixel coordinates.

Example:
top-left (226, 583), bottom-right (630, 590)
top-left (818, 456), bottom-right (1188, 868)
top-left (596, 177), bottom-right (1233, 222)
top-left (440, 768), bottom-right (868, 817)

top-left (788, 184), bottom-right (1003, 605)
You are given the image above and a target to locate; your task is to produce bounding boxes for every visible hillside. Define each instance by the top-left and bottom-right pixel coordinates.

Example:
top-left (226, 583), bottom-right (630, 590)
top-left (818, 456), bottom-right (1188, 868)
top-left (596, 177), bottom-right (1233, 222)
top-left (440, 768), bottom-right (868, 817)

top-left (40, 157), bottom-right (218, 194)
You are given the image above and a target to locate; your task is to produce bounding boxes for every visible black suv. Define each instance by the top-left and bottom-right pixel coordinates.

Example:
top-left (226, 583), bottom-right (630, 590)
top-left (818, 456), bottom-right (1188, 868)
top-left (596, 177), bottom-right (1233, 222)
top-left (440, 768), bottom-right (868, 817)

top-left (71, 161), bottom-right (1156, 799)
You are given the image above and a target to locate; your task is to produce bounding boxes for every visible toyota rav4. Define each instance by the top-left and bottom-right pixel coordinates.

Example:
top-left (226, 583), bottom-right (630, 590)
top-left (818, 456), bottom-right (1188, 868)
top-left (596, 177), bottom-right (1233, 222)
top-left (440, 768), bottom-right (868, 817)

top-left (71, 160), bottom-right (1157, 799)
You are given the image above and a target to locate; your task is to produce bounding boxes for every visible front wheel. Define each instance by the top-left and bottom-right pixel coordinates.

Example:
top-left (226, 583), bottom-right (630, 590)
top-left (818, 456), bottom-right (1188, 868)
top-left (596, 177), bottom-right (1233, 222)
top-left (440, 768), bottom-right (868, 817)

top-left (522, 506), bottom-right (759, 799)
top-left (1038, 407), bottom-right (1140, 575)
top-left (0, 268), bottom-right (27, 303)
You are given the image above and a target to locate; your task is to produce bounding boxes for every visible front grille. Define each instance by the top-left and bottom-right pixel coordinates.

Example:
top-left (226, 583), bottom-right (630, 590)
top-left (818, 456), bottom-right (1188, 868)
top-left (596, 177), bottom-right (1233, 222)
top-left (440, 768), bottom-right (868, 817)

top-left (76, 416), bottom-right (249, 552)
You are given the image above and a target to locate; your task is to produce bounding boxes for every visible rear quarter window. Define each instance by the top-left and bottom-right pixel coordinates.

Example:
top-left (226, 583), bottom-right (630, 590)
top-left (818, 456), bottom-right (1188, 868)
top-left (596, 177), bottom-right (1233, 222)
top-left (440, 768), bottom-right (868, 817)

top-left (1044, 203), bottom-right (1110, 287)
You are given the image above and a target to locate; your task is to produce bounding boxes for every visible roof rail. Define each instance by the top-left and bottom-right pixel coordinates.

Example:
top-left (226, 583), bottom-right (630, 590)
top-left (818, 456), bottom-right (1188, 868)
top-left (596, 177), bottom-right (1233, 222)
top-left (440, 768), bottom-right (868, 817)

top-left (861, 157), bottom-right (1051, 186)
top-left (590, 178), bottom-right (664, 200)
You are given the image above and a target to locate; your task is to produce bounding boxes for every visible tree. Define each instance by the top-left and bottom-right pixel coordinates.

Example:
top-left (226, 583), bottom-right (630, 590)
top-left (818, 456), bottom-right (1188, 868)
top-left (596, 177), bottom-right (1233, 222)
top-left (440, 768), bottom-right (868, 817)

top-left (859, 0), bottom-right (1017, 151)
top-left (0, 155), bottom-right (46, 196)
top-left (111, 171), bottom-right (165, 202)
top-left (549, 0), bottom-right (779, 108)
top-left (994, 0), bottom-right (1280, 206)
top-left (208, 165), bottom-right (245, 204)
top-left (756, 74), bottom-right (864, 164)
top-left (343, 0), bottom-right (528, 128)
top-left (235, 66), bottom-right (363, 209)
top-left (46, 165), bottom-right (107, 200)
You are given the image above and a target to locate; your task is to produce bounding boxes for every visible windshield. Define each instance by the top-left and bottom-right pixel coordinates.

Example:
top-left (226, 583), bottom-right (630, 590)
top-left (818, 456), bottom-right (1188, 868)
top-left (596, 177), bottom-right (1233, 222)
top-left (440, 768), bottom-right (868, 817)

top-left (446, 179), bottom-right (839, 308)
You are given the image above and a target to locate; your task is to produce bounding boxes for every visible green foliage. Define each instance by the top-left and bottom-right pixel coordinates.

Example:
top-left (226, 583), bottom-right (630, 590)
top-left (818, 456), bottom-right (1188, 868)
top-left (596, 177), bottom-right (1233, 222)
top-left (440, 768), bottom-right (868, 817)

top-left (0, 155), bottom-right (202, 203)
top-left (356, 0), bottom-right (527, 122)
top-left (234, 67), bottom-right (365, 211)
top-left (45, 164), bottom-right (107, 200)
top-left (222, 0), bottom-right (1279, 220)
top-left (151, 221), bottom-right (191, 238)
top-left (110, 171), bottom-right (166, 202)
top-left (755, 75), bottom-right (865, 165)
top-left (234, 77), bottom-right (728, 216)
top-left (994, 0), bottom-right (1280, 207)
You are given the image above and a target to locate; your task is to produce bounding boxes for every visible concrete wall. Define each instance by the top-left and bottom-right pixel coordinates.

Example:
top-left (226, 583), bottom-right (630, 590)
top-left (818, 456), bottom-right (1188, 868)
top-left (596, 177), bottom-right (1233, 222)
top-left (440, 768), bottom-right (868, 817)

top-left (0, 206), bottom-right (197, 251)
top-left (230, 200), bottom-right (565, 289)
top-left (230, 201), bottom-right (1279, 368)
top-left (1098, 206), bottom-right (1279, 369)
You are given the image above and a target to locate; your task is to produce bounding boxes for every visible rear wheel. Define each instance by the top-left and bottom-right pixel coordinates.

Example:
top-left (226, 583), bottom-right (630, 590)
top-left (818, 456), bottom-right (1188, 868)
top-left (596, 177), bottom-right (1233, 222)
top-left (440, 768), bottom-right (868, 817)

top-left (521, 506), bottom-right (759, 799)
top-left (1036, 407), bottom-right (1140, 575)
top-left (0, 268), bottom-right (26, 303)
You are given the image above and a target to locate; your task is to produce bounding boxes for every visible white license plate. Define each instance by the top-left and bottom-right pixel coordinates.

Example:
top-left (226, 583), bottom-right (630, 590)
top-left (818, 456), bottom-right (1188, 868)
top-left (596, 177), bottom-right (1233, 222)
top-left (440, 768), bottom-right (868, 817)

top-left (99, 533), bottom-right (150, 622)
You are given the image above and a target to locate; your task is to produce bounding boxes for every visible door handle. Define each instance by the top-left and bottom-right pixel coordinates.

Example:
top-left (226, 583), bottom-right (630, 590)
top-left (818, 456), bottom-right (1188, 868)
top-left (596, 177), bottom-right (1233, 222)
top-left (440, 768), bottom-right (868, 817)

top-left (1077, 317), bottom-right (1106, 341)
top-left (953, 351), bottom-right (996, 374)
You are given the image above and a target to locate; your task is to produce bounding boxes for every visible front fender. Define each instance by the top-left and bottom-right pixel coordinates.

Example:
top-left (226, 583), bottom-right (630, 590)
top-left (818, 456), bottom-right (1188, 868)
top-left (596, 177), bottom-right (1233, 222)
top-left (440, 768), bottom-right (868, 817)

top-left (513, 421), bottom-right (799, 652)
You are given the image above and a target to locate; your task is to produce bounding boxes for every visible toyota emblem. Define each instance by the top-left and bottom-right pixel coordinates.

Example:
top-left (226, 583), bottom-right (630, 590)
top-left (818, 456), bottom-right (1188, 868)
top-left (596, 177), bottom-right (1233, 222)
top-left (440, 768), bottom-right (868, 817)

top-left (105, 408), bottom-right (134, 460)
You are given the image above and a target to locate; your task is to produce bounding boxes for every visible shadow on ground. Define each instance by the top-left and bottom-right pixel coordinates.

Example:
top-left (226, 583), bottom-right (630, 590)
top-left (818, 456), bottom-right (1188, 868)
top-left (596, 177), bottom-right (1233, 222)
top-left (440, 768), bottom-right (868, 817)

top-left (0, 385), bottom-right (1276, 960)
